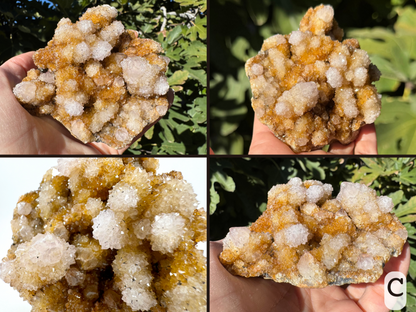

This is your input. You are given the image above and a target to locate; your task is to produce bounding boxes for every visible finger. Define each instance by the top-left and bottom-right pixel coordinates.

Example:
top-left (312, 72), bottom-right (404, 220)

top-left (0, 52), bottom-right (36, 87)
top-left (88, 142), bottom-right (122, 155)
top-left (328, 141), bottom-right (355, 155)
top-left (301, 287), bottom-right (363, 312)
top-left (299, 150), bottom-right (331, 155)
top-left (33, 116), bottom-right (100, 154)
top-left (249, 115), bottom-right (295, 154)
top-left (354, 124), bottom-right (377, 155)
top-left (210, 241), bottom-right (300, 312)
top-left (345, 242), bottom-right (410, 312)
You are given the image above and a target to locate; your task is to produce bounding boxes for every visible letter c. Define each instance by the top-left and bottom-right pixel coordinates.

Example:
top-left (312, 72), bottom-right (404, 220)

top-left (388, 277), bottom-right (403, 297)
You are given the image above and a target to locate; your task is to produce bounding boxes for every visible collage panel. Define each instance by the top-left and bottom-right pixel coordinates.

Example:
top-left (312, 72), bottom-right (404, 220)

top-left (210, 0), bottom-right (415, 155)
top-left (3, 0), bottom-right (416, 312)
top-left (0, 157), bottom-right (207, 311)
top-left (210, 157), bottom-right (414, 311)
top-left (0, 0), bottom-right (206, 155)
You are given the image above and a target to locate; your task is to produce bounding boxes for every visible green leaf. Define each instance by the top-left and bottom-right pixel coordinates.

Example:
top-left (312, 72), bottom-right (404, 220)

top-left (408, 281), bottom-right (416, 296)
top-left (158, 120), bottom-right (175, 143)
top-left (160, 142), bottom-right (186, 154)
top-left (376, 97), bottom-right (416, 154)
top-left (168, 70), bottom-right (189, 86)
top-left (370, 55), bottom-right (408, 82)
top-left (182, 41), bottom-right (206, 60)
top-left (389, 190), bottom-right (405, 206)
top-left (247, 0), bottom-right (270, 26)
top-left (17, 25), bottom-right (31, 33)
top-left (193, 15), bottom-right (206, 40)
top-left (167, 26), bottom-right (183, 45)
top-left (230, 37), bottom-right (253, 62)
top-left (395, 196), bottom-right (416, 218)
top-left (390, 40), bottom-right (410, 79)
top-left (258, 202), bottom-right (267, 213)
top-left (272, 5), bottom-right (302, 34)
top-left (188, 97), bottom-right (206, 124)
top-left (212, 170), bottom-right (236, 193)
top-left (175, 0), bottom-right (206, 12)
top-left (400, 215), bottom-right (416, 223)
top-left (296, 159), bottom-right (326, 180)
top-left (408, 294), bottom-right (416, 308)
top-left (409, 259), bottom-right (416, 280)
top-left (351, 159), bottom-right (397, 185)
top-left (210, 183), bottom-right (220, 215)
top-left (168, 109), bottom-right (190, 122)
top-left (395, 166), bottom-right (416, 185)
top-left (349, 26), bottom-right (412, 82)
top-left (410, 61), bottom-right (416, 81)
top-left (405, 223), bottom-right (416, 236)
top-left (183, 67), bottom-right (206, 86)
top-left (374, 76), bottom-right (400, 93)
top-left (144, 125), bottom-right (154, 140)
top-left (395, 6), bottom-right (416, 36)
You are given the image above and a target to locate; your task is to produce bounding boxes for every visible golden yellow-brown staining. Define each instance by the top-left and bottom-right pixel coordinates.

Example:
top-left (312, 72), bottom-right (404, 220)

top-left (219, 178), bottom-right (407, 288)
top-left (0, 158), bottom-right (206, 311)
top-left (246, 4), bottom-right (382, 152)
top-left (13, 5), bottom-right (170, 149)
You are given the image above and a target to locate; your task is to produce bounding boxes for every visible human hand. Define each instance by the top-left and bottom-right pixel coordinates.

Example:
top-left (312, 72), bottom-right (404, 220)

top-left (0, 52), bottom-right (173, 154)
top-left (210, 238), bottom-right (410, 312)
top-left (249, 115), bottom-right (377, 155)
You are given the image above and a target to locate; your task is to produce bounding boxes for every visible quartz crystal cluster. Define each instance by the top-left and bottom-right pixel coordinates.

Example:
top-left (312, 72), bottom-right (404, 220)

top-left (13, 5), bottom-right (170, 149)
top-left (246, 4), bottom-right (382, 152)
top-left (219, 178), bottom-right (407, 287)
top-left (0, 158), bottom-right (206, 311)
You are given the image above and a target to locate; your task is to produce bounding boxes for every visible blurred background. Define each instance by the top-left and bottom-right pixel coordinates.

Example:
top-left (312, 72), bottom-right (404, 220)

top-left (0, 0), bottom-right (207, 155)
top-left (210, 0), bottom-right (416, 154)
top-left (210, 157), bottom-right (416, 308)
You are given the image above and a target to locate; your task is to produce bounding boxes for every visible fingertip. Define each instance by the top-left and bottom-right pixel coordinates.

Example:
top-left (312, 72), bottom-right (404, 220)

top-left (250, 115), bottom-right (295, 155)
top-left (328, 141), bottom-right (355, 155)
top-left (167, 88), bottom-right (175, 106)
top-left (354, 124), bottom-right (378, 155)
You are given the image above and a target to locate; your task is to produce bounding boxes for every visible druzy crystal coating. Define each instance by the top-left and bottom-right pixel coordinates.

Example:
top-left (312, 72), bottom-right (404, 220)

top-left (13, 5), bottom-right (170, 149)
top-left (246, 4), bottom-right (382, 152)
top-left (219, 178), bottom-right (407, 288)
top-left (0, 158), bottom-right (206, 311)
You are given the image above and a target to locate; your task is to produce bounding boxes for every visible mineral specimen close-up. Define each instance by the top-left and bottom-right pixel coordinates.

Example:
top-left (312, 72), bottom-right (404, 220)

top-left (219, 178), bottom-right (407, 288)
top-left (245, 4), bottom-right (382, 152)
top-left (0, 158), bottom-right (206, 311)
top-left (13, 5), bottom-right (170, 149)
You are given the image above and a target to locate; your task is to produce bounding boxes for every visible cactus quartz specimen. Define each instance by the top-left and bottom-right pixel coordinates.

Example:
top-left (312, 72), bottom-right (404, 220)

top-left (219, 178), bottom-right (407, 288)
top-left (246, 4), bottom-right (382, 152)
top-left (13, 5), bottom-right (170, 149)
top-left (0, 158), bottom-right (206, 311)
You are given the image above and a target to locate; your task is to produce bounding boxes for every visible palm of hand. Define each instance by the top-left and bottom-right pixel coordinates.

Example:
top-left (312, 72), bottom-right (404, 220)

top-left (0, 52), bottom-right (125, 154)
top-left (210, 241), bottom-right (410, 312)
top-left (0, 52), bottom-right (170, 154)
top-left (249, 115), bottom-right (378, 155)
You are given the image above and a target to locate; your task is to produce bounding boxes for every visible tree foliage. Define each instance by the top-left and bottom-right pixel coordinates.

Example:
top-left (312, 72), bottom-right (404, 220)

top-left (210, 157), bottom-right (416, 311)
top-left (210, 0), bottom-right (416, 154)
top-left (0, 0), bottom-right (206, 155)
top-left (351, 6), bottom-right (416, 154)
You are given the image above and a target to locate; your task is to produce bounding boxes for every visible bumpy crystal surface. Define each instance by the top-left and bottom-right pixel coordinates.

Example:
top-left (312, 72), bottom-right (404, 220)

top-left (246, 4), bottom-right (382, 152)
top-left (13, 5), bottom-right (170, 149)
top-left (0, 158), bottom-right (206, 311)
top-left (219, 178), bottom-right (407, 288)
